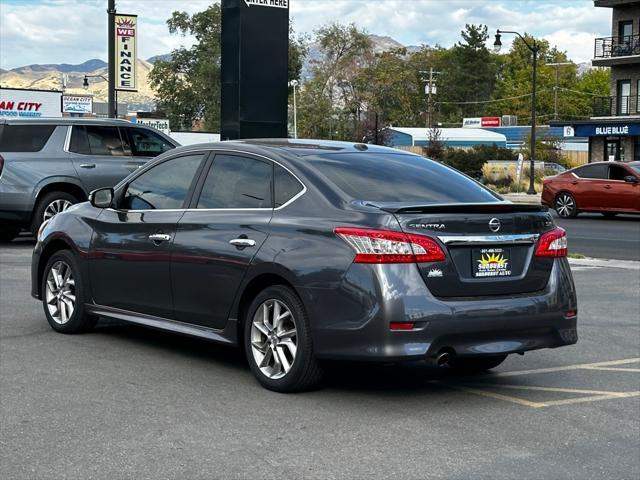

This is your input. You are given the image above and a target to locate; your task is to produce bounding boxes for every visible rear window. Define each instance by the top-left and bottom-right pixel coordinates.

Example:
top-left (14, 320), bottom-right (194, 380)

top-left (0, 124), bottom-right (56, 152)
top-left (307, 153), bottom-right (500, 204)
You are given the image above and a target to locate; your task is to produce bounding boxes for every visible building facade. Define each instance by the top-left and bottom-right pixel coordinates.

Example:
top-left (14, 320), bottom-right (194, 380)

top-left (556, 0), bottom-right (640, 162)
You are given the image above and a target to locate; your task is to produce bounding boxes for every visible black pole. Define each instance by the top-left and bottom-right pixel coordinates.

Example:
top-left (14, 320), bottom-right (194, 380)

top-left (107, 0), bottom-right (116, 118)
top-left (374, 112), bottom-right (379, 145)
top-left (528, 44), bottom-right (538, 195)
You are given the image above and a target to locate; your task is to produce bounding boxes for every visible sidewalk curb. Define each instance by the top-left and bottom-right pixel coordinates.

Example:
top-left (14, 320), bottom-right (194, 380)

top-left (568, 257), bottom-right (640, 270)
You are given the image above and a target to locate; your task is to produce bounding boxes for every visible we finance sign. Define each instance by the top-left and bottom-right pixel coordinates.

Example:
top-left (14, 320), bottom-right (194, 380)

top-left (115, 14), bottom-right (137, 91)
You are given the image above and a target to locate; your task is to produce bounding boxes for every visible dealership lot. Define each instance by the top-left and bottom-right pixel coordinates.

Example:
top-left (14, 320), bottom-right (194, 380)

top-left (1, 242), bottom-right (639, 480)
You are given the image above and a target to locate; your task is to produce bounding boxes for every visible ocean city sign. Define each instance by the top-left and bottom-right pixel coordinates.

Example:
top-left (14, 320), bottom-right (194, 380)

top-left (115, 14), bottom-right (137, 91)
top-left (244, 0), bottom-right (288, 7)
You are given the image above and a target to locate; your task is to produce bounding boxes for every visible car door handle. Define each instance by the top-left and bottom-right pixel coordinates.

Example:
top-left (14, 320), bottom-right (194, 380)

top-left (571, 181), bottom-right (578, 185)
top-left (79, 163), bottom-right (96, 169)
top-left (149, 233), bottom-right (172, 242)
top-left (604, 185), bottom-right (612, 189)
top-left (229, 238), bottom-right (256, 247)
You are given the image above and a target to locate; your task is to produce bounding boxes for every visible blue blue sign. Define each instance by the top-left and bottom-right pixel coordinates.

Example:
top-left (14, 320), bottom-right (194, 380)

top-left (574, 123), bottom-right (640, 137)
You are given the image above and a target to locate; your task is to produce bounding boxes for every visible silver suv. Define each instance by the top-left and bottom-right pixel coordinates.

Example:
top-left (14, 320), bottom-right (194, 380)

top-left (0, 118), bottom-right (178, 241)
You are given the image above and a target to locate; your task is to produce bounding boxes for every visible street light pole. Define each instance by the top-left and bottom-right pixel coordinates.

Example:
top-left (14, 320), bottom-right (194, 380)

top-left (107, 0), bottom-right (116, 118)
top-left (494, 29), bottom-right (539, 195)
top-left (288, 80), bottom-right (298, 139)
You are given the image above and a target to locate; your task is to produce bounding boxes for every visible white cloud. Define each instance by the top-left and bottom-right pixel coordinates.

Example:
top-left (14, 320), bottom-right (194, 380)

top-left (0, 0), bottom-right (611, 69)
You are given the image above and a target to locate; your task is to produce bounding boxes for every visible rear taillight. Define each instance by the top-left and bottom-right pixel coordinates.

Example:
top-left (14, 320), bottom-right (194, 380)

top-left (335, 227), bottom-right (446, 264)
top-left (535, 227), bottom-right (567, 257)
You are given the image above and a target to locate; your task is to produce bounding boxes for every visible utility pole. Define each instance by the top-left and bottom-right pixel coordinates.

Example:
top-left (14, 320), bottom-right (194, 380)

top-left (107, 0), bottom-right (116, 118)
top-left (547, 62), bottom-right (572, 121)
top-left (420, 68), bottom-right (439, 128)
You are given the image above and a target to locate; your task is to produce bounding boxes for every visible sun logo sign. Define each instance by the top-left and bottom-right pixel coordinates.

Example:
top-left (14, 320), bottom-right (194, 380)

top-left (474, 248), bottom-right (512, 277)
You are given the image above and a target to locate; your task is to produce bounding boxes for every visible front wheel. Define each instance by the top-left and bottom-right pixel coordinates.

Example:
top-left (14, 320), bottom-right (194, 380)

top-left (555, 192), bottom-right (578, 218)
top-left (448, 354), bottom-right (507, 373)
top-left (244, 285), bottom-right (323, 392)
top-left (42, 250), bottom-right (97, 333)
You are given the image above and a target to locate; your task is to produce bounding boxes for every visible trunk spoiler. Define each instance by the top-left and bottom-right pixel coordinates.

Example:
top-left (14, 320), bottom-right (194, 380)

top-left (368, 202), bottom-right (547, 214)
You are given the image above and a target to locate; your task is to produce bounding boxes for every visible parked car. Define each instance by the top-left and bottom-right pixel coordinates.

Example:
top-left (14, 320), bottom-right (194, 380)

top-left (0, 118), bottom-right (178, 241)
top-left (32, 140), bottom-right (578, 392)
top-left (541, 161), bottom-right (640, 218)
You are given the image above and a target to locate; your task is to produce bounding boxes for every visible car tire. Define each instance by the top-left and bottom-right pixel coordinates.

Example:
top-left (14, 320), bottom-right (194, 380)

top-left (602, 212), bottom-right (617, 218)
top-left (554, 192), bottom-right (578, 218)
top-left (41, 249), bottom-right (97, 334)
top-left (244, 285), bottom-right (324, 392)
top-left (448, 354), bottom-right (508, 373)
top-left (0, 225), bottom-right (21, 243)
top-left (31, 191), bottom-right (78, 235)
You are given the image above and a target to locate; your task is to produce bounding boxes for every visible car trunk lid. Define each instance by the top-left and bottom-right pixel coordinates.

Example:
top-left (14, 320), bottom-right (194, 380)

top-left (376, 202), bottom-right (556, 298)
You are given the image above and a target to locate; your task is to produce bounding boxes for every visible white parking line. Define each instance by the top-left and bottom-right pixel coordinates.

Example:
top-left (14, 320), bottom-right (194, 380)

top-left (436, 358), bottom-right (640, 408)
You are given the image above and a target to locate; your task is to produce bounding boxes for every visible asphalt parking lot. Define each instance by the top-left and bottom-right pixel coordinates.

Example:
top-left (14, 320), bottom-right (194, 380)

top-left (1, 242), bottom-right (639, 480)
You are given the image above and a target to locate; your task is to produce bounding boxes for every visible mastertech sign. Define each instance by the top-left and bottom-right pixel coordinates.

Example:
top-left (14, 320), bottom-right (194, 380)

top-left (0, 88), bottom-right (62, 118)
top-left (115, 14), bottom-right (137, 91)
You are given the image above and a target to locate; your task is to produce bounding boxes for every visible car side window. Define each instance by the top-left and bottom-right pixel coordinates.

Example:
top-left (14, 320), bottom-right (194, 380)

top-left (121, 154), bottom-right (204, 210)
top-left (274, 165), bottom-right (303, 207)
top-left (70, 125), bottom-right (131, 156)
top-left (574, 164), bottom-right (608, 179)
top-left (197, 154), bottom-right (273, 209)
top-left (125, 127), bottom-right (174, 157)
top-left (608, 165), bottom-right (628, 181)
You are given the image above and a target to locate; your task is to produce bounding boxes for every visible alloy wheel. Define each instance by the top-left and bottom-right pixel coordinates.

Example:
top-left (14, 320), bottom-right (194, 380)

top-left (43, 199), bottom-right (73, 222)
top-left (45, 260), bottom-right (76, 325)
top-left (250, 299), bottom-right (298, 379)
top-left (556, 194), bottom-right (575, 218)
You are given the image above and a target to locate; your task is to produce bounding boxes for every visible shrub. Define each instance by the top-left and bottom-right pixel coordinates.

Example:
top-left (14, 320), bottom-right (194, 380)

top-left (440, 144), bottom-right (517, 179)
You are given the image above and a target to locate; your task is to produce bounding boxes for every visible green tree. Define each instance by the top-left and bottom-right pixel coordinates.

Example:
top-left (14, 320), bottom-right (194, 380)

top-left (297, 23), bottom-right (372, 139)
top-left (149, 4), bottom-right (222, 131)
top-left (435, 25), bottom-right (499, 124)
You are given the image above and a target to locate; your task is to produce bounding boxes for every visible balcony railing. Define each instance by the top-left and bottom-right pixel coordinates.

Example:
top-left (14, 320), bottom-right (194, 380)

top-left (593, 96), bottom-right (640, 116)
top-left (594, 34), bottom-right (640, 59)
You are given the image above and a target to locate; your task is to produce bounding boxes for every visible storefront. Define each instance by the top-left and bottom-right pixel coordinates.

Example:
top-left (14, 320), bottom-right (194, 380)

top-left (556, 119), bottom-right (640, 163)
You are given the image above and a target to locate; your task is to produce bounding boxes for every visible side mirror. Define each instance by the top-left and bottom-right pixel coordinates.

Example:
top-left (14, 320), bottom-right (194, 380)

top-left (89, 187), bottom-right (114, 208)
top-left (624, 175), bottom-right (639, 183)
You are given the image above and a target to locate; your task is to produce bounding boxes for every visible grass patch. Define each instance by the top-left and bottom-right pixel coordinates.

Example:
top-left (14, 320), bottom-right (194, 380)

top-left (568, 253), bottom-right (587, 259)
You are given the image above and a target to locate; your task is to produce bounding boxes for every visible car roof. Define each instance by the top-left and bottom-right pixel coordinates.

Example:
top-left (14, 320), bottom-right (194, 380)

top-left (0, 117), bottom-right (132, 126)
top-left (166, 138), bottom-right (416, 159)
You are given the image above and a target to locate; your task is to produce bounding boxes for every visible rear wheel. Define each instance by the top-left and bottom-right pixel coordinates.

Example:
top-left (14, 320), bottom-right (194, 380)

top-left (244, 285), bottom-right (323, 392)
top-left (449, 354), bottom-right (507, 373)
top-left (42, 250), bottom-right (97, 333)
top-left (31, 191), bottom-right (78, 234)
top-left (555, 192), bottom-right (578, 218)
top-left (0, 225), bottom-right (21, 243)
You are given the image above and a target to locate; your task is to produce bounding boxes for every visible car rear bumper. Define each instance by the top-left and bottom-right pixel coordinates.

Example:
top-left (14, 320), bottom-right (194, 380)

top-left (303, 258), bottom-right (577, 361)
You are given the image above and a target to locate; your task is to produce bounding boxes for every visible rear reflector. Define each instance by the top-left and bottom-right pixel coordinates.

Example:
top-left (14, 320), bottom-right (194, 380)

top-left (390, 322), bottom-right (415, 331)
top-left (535, 227), bottom-right (568, 257)
top-left (565, 310), bottom-right (577, 318)
top-left (335, 227), bottom-right (446, 264)
top-left (0, 154), bottom-right (4, 177)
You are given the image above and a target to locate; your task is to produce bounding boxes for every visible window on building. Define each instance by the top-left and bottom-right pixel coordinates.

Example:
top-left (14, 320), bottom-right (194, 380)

top-left (619, 21), bottom-right (633, 44)
top-left (617, 80), bottom-right (631, 115)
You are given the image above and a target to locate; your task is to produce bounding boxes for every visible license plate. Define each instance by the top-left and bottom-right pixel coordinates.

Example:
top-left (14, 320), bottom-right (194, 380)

top-left (472, 247), bottom-right (512, 278)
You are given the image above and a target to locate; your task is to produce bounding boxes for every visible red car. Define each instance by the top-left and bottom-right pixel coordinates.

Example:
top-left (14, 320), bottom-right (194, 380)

top-left (541, 161), bottom-right (640, 218)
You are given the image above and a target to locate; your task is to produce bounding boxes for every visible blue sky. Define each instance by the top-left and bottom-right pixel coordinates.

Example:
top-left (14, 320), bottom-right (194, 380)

top-left (0, 0), bottom-right (609, 70)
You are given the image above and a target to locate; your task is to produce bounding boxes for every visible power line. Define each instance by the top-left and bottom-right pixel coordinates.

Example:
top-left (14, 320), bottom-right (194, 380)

top-left (434, 90), bottom-right (552, 105)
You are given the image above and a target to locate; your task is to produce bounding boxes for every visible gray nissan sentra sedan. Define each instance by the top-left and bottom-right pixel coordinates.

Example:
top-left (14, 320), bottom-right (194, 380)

top-left (31, 140), bottom-right (578, 392)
